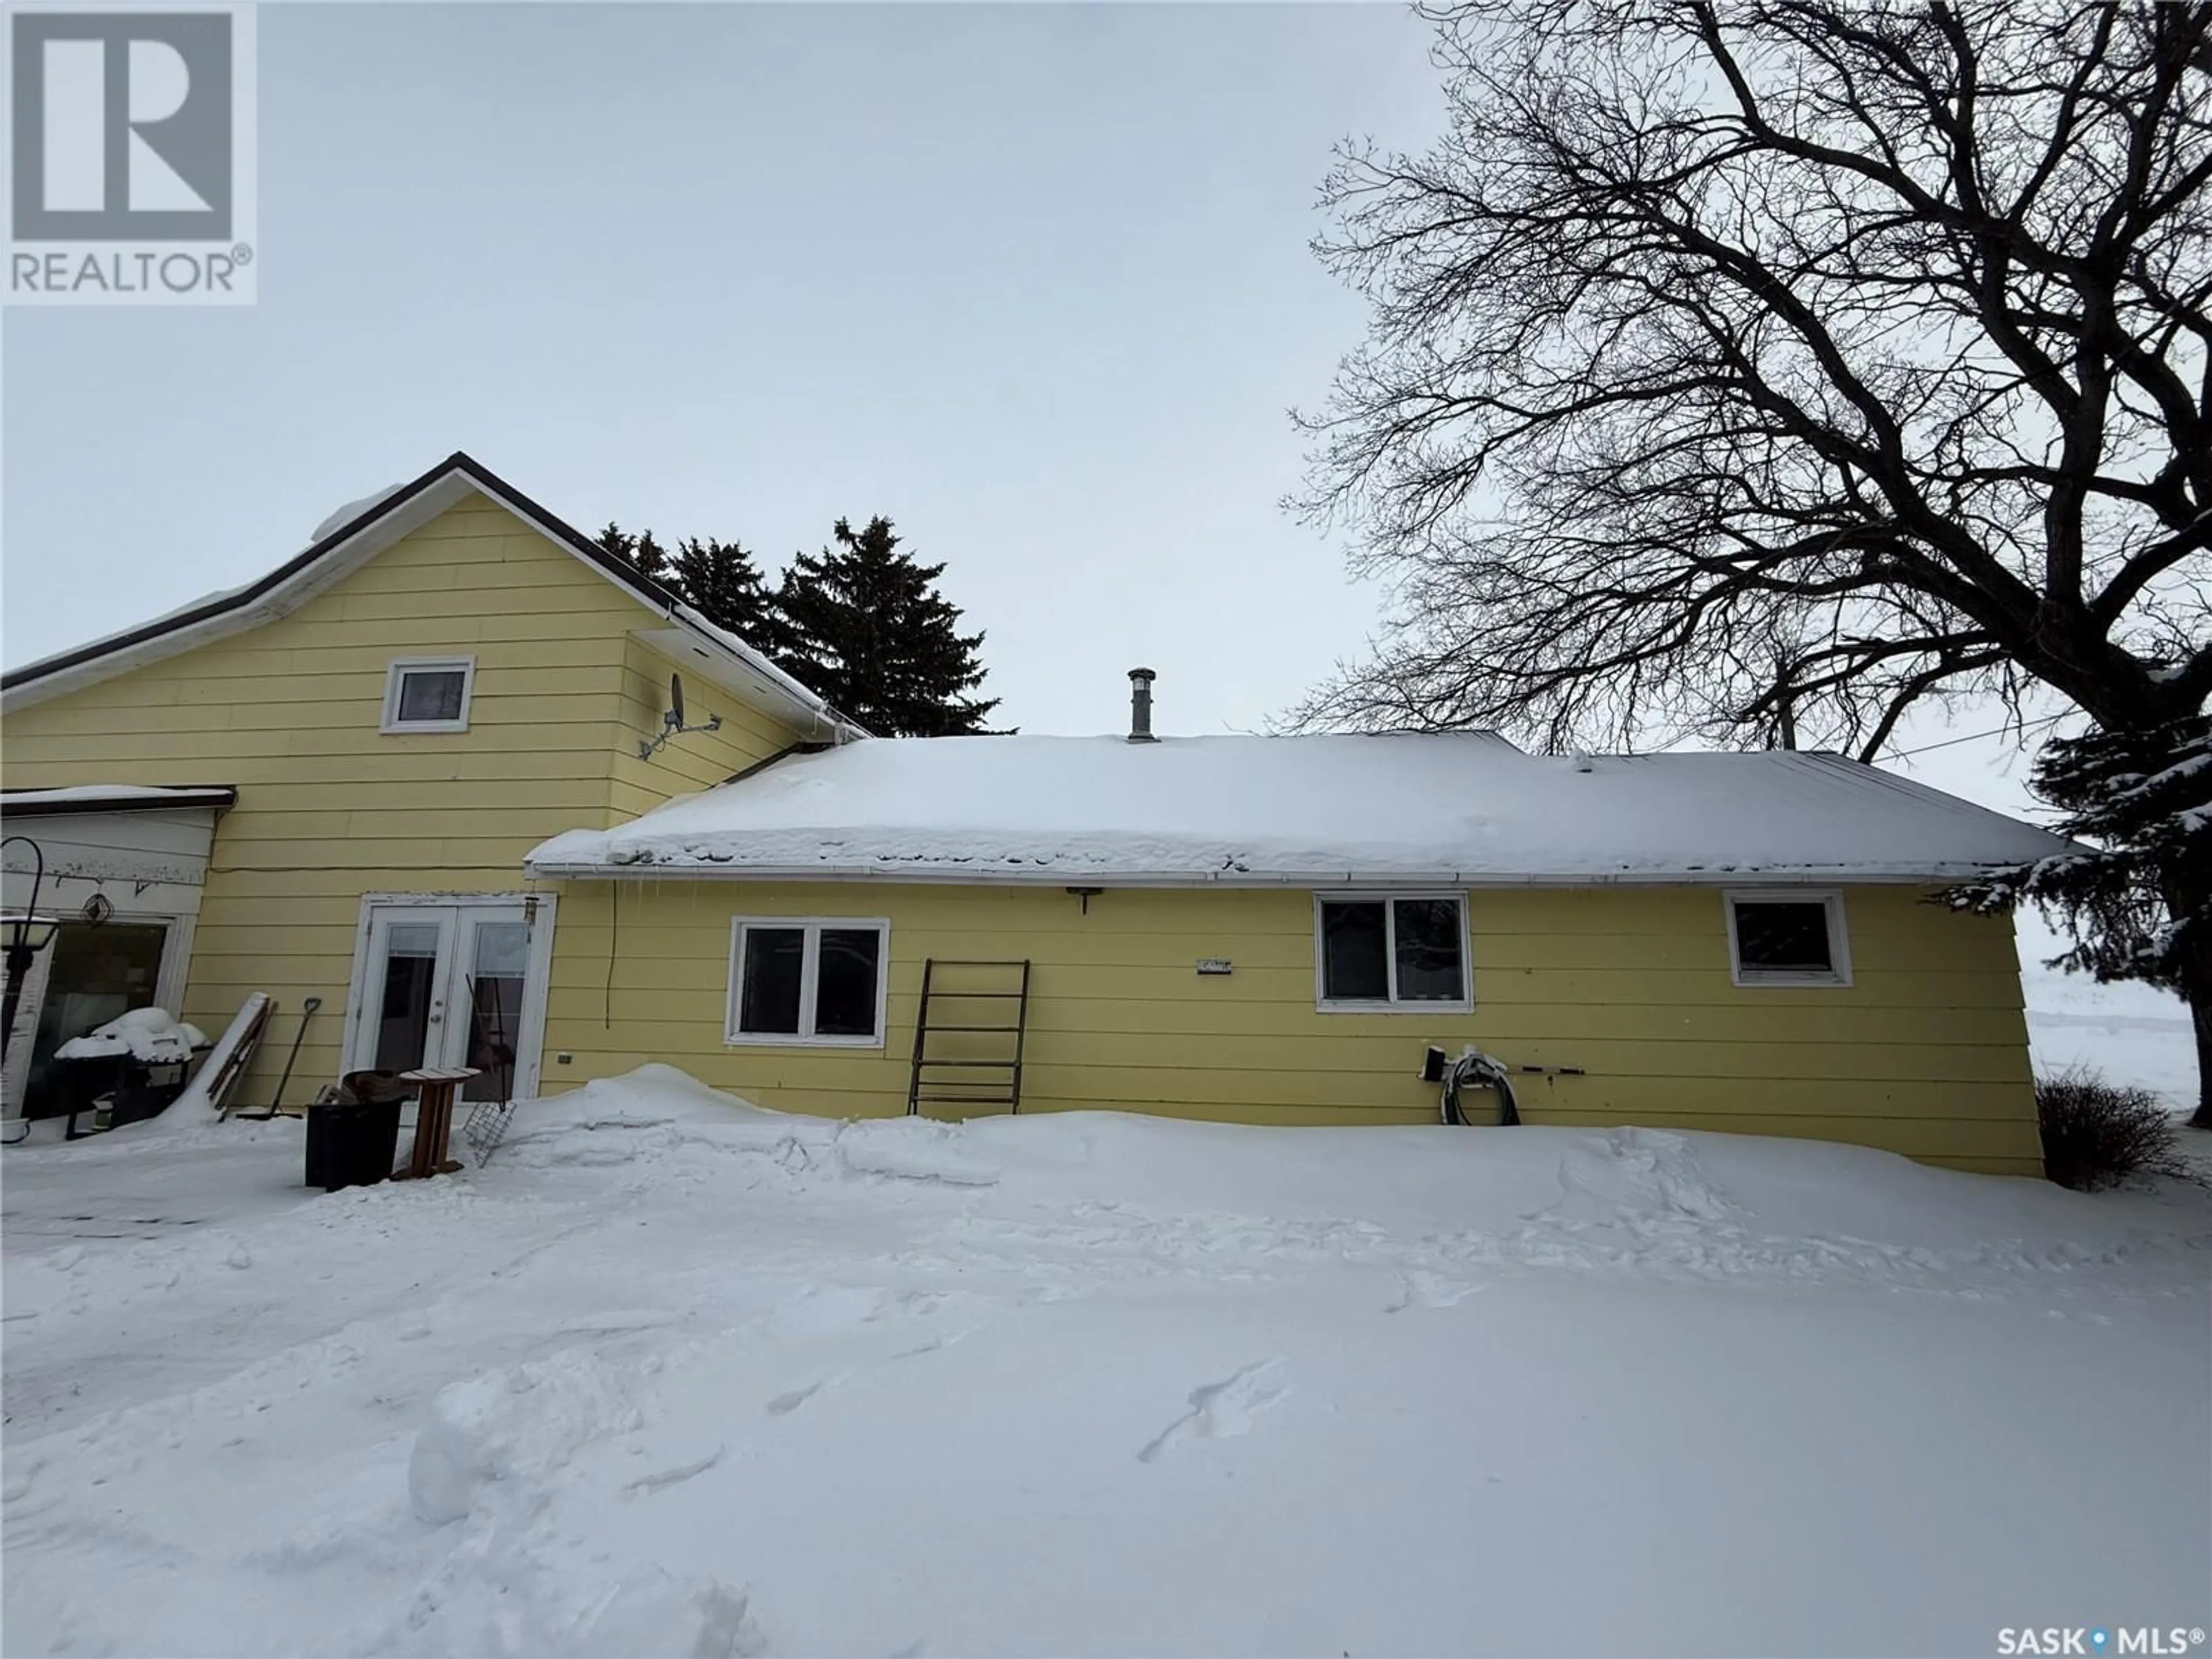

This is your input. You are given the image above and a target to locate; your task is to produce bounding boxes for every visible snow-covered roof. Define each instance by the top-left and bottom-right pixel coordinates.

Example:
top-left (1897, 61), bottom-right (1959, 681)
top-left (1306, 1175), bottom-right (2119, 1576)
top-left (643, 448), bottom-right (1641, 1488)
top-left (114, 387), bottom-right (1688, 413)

top-left (525, 733), bottom-right (2073, 886)
top-left (308, 482), bottom-right (406, 542)
top-left (2, 453), bottom-right (867, 743)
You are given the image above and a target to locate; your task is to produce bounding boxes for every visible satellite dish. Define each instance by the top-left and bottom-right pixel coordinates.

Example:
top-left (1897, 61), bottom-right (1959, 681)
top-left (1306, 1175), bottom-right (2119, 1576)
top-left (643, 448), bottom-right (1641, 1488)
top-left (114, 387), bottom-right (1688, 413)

top-left (638, 669), bottom-right (722, 760)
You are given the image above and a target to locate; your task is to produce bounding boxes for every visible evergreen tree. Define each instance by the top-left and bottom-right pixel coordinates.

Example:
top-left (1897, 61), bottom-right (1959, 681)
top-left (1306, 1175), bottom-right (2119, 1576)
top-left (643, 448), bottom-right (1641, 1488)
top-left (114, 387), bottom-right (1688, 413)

top-left (774, 516), bottom-right (999, 736)
top-left (671, 536), bottom-right (777, 644)
top-left (594, 522), bottom-right (669, 587)
top-left (1953, 717), bottom-right (2212, 1125)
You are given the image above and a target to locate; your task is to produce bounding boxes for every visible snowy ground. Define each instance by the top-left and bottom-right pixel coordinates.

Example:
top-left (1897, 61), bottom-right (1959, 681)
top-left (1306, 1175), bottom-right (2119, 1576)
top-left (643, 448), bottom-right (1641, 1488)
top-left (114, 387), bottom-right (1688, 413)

top-left (2022, 960), bottom-right (2199, 1109)
top-left (3, 1066), bottom-right (2207, 1658)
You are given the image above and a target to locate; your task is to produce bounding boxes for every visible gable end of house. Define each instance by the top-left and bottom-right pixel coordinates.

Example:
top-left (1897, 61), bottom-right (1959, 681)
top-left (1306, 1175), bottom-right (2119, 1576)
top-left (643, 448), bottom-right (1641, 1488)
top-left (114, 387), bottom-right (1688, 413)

top-left (1, 450), bottom-right (863, 743)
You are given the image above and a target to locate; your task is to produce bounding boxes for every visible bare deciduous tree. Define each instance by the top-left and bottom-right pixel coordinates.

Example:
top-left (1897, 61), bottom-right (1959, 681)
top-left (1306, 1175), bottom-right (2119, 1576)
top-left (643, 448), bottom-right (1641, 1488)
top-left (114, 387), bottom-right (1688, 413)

top-left (1294, 0), bottom-right (2212, 1119)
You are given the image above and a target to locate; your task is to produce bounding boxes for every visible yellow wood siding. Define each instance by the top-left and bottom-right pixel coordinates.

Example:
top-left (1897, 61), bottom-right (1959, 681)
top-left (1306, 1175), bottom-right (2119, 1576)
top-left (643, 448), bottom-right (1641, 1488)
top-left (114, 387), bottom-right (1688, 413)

top-left (537, 880), bottom-right (2044, 1176)
top-left (609, 634), bottom-right (804, 816)
top-left (1, 497), bottom-right (802, 1105)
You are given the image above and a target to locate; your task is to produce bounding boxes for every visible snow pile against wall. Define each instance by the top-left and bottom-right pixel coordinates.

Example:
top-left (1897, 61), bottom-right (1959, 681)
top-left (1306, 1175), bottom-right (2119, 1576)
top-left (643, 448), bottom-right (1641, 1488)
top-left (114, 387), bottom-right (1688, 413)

top-left (527, 733), bottom-right (2073, 883)
top-left (489, 1067), bottom-right (1005, 1188)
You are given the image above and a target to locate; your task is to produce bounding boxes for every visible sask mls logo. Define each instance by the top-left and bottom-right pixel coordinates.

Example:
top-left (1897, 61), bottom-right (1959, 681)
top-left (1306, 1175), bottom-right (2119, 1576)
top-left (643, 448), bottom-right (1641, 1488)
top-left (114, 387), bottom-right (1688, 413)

top-left (5, 5), bottom-right (256, 304)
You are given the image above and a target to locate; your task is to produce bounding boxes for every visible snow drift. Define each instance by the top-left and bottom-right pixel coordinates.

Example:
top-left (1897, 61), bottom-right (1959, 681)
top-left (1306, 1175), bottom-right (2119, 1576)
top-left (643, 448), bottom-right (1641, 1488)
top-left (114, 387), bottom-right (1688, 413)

top-left (3, 1067), bottom-right (2205, 1657)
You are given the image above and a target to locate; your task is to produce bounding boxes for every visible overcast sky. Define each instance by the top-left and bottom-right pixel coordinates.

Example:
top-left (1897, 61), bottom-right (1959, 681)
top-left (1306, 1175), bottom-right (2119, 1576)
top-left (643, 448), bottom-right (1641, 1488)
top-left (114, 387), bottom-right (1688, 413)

top-left (3, 4), bottom-right (1445, 728)
top-left (0, 1), bottom-right (2088, 844)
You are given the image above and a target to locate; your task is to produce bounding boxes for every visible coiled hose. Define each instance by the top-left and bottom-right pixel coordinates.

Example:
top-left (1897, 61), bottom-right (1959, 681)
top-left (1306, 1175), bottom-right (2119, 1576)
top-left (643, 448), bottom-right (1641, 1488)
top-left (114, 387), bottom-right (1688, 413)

top-left (1439, 1046), bottom-right (1521, 1127)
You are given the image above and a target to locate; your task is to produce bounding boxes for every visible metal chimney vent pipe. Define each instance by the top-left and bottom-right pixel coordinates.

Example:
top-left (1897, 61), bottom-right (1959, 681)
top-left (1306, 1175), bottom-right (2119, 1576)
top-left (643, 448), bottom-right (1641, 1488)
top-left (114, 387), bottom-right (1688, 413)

top-left (1127, 667), bottom-right (1158, 743)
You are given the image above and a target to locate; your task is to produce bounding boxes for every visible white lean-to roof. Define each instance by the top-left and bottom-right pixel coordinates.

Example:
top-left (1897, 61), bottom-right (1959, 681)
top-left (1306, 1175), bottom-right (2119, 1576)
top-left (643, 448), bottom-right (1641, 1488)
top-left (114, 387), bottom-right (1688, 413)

top-left (525, 732), bottom-right (2073, 886)
top-left (1, 783), bottom-right (238, 815)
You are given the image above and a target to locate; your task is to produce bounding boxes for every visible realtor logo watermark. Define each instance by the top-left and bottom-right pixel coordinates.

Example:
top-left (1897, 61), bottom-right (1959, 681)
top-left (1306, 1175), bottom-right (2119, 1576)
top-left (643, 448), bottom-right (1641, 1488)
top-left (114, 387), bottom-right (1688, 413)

top-left (4, 3), bottom-right (256, 304)
top-left (1998, 1628), bottom-right (2207, 1656)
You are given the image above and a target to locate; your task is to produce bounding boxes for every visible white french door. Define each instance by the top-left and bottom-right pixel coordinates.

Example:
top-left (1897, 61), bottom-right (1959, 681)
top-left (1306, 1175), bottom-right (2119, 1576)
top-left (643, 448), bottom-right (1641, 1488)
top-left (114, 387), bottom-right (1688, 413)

top-left (344, 895), bottom-right (556, 1103)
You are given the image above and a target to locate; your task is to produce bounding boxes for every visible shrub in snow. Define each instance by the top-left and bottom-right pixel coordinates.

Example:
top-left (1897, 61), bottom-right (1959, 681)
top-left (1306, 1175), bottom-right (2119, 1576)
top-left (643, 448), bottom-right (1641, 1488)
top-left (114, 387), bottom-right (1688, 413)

top-left (2036, 1067), bottom-right (2192, 1192)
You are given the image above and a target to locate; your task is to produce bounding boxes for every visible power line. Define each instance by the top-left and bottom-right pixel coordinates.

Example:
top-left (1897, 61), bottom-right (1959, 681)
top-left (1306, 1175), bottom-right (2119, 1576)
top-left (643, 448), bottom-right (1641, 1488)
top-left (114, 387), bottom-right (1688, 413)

top-left (1880, 710), bottom-right (2070, 760)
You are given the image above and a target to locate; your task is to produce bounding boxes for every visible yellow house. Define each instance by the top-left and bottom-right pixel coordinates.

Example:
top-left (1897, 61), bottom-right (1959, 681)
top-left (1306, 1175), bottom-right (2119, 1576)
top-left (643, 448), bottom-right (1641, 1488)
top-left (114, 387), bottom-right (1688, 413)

top-left (1, 453), bottom-right (852, 1124)
top-left (518, 721), bottom-right (2066, 1176)
top-left (3, 453), bottom-right (2066, 1175)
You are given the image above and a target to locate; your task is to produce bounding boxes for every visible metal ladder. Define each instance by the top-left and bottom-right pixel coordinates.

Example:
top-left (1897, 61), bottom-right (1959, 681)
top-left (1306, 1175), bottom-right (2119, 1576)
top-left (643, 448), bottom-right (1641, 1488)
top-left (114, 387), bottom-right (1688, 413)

top-left (906, 959), bottom-right (1032, 1116)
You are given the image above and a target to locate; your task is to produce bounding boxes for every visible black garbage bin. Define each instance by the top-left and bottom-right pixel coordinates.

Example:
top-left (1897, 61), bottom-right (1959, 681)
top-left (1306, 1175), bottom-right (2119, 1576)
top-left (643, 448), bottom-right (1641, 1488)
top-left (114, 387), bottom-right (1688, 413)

top-left (305, 1098), bottom-right (404, 1192)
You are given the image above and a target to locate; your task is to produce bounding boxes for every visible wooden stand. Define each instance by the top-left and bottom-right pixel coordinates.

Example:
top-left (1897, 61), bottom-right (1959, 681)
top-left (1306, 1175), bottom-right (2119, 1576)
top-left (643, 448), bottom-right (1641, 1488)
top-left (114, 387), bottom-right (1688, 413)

top-left (395, 1066), bottom-right (477, 1179)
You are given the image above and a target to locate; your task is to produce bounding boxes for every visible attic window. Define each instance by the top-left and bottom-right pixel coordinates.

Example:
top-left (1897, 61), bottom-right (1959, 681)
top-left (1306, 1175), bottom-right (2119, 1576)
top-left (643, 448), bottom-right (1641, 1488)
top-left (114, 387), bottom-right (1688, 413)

top-left (1315, 893), bottom-right (1471, 1012)
top-left (1725, 890), bottom-right (1851, 987)
top-left (381, 658), bottom-right (475, 733)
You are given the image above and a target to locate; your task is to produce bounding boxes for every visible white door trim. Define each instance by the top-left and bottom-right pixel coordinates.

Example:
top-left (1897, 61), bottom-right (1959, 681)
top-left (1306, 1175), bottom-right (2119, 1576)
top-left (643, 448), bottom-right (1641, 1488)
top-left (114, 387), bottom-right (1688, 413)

top-left (1, 908), bottom-right (196, 1120)
top-left (339, 891), bottom-right (558, 1099)
top-left (153, 914), bottom-right (196, 1022)
top-left (1, 945), bottom-right (56, 1119)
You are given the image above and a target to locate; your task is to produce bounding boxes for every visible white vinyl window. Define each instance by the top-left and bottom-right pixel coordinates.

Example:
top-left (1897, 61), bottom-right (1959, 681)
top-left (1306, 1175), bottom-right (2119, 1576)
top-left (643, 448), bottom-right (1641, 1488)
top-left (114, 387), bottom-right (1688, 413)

top-left (1314, 892), bottom-right (1472, 1012)
top-left (381, 657), bottom-right (476, 733)
top-left (728, 917), bottom-right (891, 1047)
top-left (1724, 889), bottom-right (1853, 987)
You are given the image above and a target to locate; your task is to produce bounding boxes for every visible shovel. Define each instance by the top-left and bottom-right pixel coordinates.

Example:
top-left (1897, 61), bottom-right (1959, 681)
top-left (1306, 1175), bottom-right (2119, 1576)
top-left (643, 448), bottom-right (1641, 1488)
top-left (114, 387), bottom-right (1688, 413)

top-left (269, 995), bottom-right (322, 1112)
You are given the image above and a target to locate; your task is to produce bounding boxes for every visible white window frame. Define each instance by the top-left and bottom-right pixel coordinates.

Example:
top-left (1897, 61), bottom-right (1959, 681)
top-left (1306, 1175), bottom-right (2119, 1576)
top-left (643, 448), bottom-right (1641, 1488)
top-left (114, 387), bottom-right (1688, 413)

top-left (726, 916), bottom-right (892, 1048)
top-left (1312, 891), bottom-right (1473, 1013)
top-left (1724, 888), bottom-right (1853, 988)
top-left (380, 656), bottom-right (477, 733)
